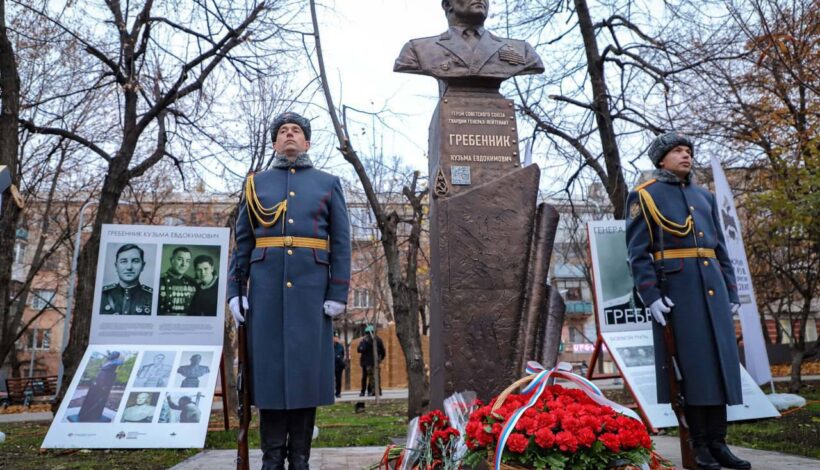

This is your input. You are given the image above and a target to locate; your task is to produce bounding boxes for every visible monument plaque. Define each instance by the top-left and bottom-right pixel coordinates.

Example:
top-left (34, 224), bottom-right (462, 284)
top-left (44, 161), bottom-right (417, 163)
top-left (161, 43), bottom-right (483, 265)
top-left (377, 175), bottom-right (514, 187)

top-left (395, 0), bottom-right (558, 408)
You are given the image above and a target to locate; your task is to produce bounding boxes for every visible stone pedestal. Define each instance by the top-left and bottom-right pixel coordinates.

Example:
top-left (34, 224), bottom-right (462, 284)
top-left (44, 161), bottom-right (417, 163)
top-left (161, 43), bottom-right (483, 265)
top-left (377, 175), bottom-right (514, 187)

top-left (428, 88), bottom-right (540, 407)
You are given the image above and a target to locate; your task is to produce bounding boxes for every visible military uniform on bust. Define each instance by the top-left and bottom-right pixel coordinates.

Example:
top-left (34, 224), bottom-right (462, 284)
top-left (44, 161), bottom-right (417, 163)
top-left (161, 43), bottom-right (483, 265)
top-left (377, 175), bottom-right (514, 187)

top-left (626, 132), bottom-right (751, 470)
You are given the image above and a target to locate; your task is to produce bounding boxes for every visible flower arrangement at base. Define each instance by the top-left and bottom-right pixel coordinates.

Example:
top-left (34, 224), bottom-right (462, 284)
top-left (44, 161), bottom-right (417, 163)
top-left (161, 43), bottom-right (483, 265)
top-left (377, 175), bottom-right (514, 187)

top-left (415, 409), bottom-right (462, 469)
top-left (463, 384), bottom-right (655, 470)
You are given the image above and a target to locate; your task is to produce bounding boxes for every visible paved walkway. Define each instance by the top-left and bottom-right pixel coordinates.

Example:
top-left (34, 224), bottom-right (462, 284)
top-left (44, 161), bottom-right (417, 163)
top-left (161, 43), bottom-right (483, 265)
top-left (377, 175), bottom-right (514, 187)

top-left (170, 437), bottom-right (820, 469)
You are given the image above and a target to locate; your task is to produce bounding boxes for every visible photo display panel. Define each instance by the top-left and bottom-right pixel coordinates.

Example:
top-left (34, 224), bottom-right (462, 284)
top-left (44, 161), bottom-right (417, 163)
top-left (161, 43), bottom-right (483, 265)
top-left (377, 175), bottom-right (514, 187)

top-left (43, 224), bottom-right (230, 448)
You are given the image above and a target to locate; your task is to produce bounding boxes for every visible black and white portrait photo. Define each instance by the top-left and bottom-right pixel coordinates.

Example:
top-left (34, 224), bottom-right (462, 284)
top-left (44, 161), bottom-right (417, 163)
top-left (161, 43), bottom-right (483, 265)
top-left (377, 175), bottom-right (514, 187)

top-left (120, 391), bottom-right (160, 423)
top-left (175, 351), bottom-right (213, 388)
top-left (98, 243), bottom-right (158, 315)
top-left (158, 245), bottom-right (221, 316)
top-left (132, 351), bottom-right (175, 387)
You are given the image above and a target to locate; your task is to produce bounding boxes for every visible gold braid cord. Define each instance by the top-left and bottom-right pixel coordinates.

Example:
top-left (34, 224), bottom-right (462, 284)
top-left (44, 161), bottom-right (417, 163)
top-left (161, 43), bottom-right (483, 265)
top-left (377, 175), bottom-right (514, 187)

top-left (637, 188), bottom-right (694, 238)
top-left (245, 174), bottom-right (287, 230)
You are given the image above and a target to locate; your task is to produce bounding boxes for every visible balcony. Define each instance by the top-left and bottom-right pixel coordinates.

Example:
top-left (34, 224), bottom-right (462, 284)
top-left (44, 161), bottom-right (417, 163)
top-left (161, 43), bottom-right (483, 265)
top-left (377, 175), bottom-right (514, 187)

top-left (565, 300), bottom-right (593, 315)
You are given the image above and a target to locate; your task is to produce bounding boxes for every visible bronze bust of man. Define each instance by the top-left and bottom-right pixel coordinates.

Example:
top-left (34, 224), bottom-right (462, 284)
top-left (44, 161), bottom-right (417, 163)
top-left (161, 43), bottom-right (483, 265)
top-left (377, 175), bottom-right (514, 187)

top-left (394, 0), bottom-right (544, 84)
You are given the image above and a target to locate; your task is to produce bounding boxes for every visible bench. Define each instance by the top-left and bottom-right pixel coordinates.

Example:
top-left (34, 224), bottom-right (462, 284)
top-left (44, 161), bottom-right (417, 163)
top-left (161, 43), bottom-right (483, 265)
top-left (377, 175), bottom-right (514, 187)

top-left (2, 375), bottom-right (58, 407)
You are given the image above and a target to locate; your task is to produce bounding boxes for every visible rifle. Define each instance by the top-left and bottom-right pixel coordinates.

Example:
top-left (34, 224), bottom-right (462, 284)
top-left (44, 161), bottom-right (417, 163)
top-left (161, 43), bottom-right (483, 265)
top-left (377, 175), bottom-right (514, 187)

top-left (236, 275), bottom-right (251, 470)
top-left (657, 226), bottom-right (696, 469)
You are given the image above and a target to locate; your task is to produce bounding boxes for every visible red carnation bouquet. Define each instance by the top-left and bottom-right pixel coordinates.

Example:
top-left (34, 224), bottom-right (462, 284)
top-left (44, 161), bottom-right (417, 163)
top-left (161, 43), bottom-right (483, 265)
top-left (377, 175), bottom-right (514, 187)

top-left (415, 409), bottom-right (462, 469)
top-left (463, 384), bottom-right (657, 470)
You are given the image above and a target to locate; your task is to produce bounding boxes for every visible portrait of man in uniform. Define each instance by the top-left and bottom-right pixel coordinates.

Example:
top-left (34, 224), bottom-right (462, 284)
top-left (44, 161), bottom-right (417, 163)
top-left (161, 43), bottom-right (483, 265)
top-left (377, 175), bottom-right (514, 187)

top-left (394, 0), bottom-right (544, 84)
top-left (133, 351), bottom-right (174, 387)
top-left (99, 243), bottom-right (155, 316)
top-left (158, 246), bottom-right (197, 315)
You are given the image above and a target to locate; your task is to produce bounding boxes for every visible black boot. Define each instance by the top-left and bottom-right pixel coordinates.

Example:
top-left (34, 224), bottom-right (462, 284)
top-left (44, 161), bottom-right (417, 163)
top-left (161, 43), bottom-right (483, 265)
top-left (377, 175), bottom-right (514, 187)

top-left (286, 407), bottom-right (317, 470)
top-left (259, 409), bottom-right (287, 470)
top-left (685, 405), bottom-right (722, 470)
top-left (706, 406), bottom-right (751, 469)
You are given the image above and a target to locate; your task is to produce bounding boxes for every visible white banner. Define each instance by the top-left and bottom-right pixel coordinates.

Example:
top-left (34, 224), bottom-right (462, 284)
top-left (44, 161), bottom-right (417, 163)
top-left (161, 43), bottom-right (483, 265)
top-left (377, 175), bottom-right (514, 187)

top-left (588, 220), bottom-right (779, 428)
top-left (43, 224), bottom-right (230, 449)
top-left (710, 157), bottom-right (773, 385)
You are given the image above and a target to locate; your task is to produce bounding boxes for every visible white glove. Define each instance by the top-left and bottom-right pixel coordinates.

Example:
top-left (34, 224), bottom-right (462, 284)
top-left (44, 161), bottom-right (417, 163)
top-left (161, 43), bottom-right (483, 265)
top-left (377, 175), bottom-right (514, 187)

top-left (323, 300), bottom-right (346, 318)
top-left (229, 296), bottom-right (249, 324)
top-left (649, 297), bottom-right (674, 326)
top-left (731, 302), bottom-right (741, 315)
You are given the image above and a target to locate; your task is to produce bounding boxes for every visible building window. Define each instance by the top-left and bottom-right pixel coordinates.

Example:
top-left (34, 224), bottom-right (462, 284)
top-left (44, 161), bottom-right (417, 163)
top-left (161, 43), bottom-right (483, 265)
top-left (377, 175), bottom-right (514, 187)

top-left (30, 289), bottom-right (56, 310)
top-left (352, 289), bottom-right (374, 309)
top-left (13, 240), bottom-right (26, 265)
top-left (29, 328), bottom-right (52, 350)
top-left (349, 206), bottom-right (378, 241)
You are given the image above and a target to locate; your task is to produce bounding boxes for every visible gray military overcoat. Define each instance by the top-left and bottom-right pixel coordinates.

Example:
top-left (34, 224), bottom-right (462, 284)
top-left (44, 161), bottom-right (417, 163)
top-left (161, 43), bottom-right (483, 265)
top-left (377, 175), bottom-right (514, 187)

top-left (626, 170), bottom-right (742, 406)
top-left (228, 158), bottom-right (351, 410)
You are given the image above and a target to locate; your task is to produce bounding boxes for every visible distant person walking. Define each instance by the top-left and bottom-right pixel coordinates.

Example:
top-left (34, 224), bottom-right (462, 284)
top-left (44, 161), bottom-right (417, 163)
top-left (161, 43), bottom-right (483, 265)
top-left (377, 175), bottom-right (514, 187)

top-left (357, 325), bottom-right (385, 396)
top-left (333, 332), bottom-right (346, 398)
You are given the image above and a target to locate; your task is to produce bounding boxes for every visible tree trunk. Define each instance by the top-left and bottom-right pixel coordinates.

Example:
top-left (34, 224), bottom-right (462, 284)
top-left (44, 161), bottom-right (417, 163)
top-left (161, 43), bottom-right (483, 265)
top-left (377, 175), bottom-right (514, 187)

top-left (393, 298), bottom-right (428, 418)
top-left (788, 346), bottom-right (804, 393)
top-left (0, 0), bottom-right (22, 376)
top-left (573, 0), bottom-right (627, 218)
top-left (59, 170), bottom-right (127, 401)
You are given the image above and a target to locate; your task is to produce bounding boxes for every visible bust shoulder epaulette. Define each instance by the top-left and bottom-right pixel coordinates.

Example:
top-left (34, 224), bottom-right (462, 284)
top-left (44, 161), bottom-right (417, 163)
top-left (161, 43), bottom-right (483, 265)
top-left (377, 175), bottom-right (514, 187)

top-left (634, 178), bottom-right (657, 191)
top-left (141, 284), bottom-right (153, 293)
top-left (103, 283), bottom-right (118, 291)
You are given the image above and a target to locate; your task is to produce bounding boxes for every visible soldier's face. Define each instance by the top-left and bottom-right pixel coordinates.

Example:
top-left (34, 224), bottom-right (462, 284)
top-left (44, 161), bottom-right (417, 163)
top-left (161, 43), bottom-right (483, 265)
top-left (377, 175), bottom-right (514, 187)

top-left (170, 252), bottom-right (191, 275)
top-left (659, 145), bottom-right (693, 177)
top-left (136, 392), bottom-right (150, 405)
top-left (274, 123), bottom-right (310, 158)
top-left (115, 248), bottom-right (145, 284)
top-left (154, 354), bottom-right (165, 364)
top-left (445, 0), bottom-right (489, 23)
top-left (194, 262), bottom-right (214, 285)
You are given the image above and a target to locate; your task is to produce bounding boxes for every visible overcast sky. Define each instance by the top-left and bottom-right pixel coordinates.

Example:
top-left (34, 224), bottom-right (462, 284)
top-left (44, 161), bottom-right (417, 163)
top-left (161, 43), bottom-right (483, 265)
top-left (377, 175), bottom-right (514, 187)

top-left (316, 0), bottom-right (503, 173)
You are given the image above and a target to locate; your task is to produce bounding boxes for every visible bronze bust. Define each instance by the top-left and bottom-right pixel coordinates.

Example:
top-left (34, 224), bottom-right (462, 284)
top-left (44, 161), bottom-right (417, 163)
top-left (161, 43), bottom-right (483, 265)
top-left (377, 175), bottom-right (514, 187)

top-left (394, 0), bottom-right (544, 84)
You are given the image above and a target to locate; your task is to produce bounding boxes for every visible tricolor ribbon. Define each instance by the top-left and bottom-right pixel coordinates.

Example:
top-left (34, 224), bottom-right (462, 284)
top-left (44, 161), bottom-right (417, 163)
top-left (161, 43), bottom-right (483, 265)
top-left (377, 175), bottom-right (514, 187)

top-left (492, 361), bottom-right (642, 470)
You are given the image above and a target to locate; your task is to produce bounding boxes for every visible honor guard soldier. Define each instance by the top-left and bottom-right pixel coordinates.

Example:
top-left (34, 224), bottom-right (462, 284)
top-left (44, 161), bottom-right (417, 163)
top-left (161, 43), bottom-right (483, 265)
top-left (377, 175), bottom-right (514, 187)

top-left (228, 112), bottom-right (351, 470)
top-left (99, 244), bottom-right (153, 315)
top-left (626, 132), bottom-right (751, 470)
top-left (158, 246), bottom-right (197, 315)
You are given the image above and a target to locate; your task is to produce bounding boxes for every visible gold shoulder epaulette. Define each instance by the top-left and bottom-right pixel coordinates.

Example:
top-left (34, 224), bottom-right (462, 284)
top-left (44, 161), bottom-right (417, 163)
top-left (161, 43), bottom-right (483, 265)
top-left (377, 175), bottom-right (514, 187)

top-left (245, 173), bottom-right (288, 230)
top-left (634, 178), bottom-right (656, 191)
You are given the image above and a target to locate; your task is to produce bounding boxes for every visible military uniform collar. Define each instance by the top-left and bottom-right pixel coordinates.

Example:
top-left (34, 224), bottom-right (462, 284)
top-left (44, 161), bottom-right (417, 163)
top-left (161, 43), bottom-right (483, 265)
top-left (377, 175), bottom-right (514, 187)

top-left (652, 168), bottom-right (695, 185)
top-left (273, 153), bottom-right (313, 168)
top-left (448, 25), bottom-right (487, 38)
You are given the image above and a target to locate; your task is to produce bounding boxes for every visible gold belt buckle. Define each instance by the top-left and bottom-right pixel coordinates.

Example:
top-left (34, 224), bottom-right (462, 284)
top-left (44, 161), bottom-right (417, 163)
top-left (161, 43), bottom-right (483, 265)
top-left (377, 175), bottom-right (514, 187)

top-left (283, 236), bottom-right (294, 247)
top-left (697, 247), bottom-right (706, 257)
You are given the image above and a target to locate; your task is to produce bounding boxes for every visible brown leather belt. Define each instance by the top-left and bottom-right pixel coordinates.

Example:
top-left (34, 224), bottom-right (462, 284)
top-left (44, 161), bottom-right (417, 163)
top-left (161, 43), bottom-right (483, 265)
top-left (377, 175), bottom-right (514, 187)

top-left (256, 236), bottom-right (328, 250)
top-left (653, 247), bottom-right (716, 261)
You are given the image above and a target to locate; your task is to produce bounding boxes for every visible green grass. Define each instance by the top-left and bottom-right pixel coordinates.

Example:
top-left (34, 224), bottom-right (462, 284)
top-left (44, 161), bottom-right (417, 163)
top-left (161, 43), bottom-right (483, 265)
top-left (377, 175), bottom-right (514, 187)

top-left (662, 382), bottom-right (820, 459)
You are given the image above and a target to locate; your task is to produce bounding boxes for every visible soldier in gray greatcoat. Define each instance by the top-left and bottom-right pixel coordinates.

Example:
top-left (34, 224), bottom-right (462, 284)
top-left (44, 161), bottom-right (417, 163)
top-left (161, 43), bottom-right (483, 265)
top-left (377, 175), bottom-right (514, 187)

top-left (626, 132), bottom-right (751, 470)
top-left (228, 112), bottom-right (351, 470)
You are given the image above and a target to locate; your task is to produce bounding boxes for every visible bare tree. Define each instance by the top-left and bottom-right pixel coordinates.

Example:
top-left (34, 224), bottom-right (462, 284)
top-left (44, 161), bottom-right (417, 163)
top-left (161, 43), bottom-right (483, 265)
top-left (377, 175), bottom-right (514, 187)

top-left (15, 0), bottom-right (288, 397)
top-left (503, 1), bottom-right (737, 216)
top-left (0, 0), bottom-right (23, 375)
top-left (681, 0), bottom-right (819, 391)
top-left (308, 0), bottom-right (430, 418)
